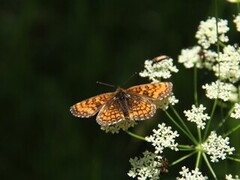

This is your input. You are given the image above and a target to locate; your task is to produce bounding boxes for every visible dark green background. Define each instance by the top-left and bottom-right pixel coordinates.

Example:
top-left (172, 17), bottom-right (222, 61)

top-left (1, 0), bottom-right (239, 179)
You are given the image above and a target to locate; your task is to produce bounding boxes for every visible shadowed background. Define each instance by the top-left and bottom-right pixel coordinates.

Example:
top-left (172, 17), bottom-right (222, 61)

top-left (1, 0), bottom-right (239, 179)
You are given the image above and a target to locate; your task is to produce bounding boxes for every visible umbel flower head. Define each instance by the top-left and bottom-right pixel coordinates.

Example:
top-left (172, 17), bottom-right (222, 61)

top-left (177, 166), bottom-right (208, 180)
top-left (212, 45), bottom-right (240, 83)
top-left (225, 174), bottom-right (240, 180)
top-left (233, 13), bottom-right (240, 32)
top-left (195, 17), bottom-right (229, 49)
top-left (231, 103), bottom-right (240, 119)
top-left (145, 123), bottom-right (179, 154)
top-left (202, 131), bottom-right (235, 162)
top-left (128, 150), bottom-right (164, 180)
top-left (202, 80), bottom-right (238, 102)
top-left (184, 104), bottom-right (210, 129)
top-left (178, 46), bottom-right (218, 69)
top-left (100, 120), bottom-right (137, 134)
top-left (139, 57), bottom-right (178, 82)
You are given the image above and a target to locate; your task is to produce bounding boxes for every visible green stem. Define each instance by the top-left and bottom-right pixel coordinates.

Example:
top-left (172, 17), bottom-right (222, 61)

top-left (170, 106), bottom-right (198, 144)
top-left (197, 127), bottom-right (202, 143)
top-left (170, 151), bottom-right (197, 166)
top-left (203, 153), bottom-right (217, 179)
top-left (217, 105), bottom-right (235, 130)
top-left (203, 99), bottom-right (218, 140)
top-left (178, 144), bottom-right (195, 151)
top-left (227, 156), bottom-right (240, 162)
top-left (165, 110), bottom-right (197, 144)
top-left (195, 151), bottom-right (202, 169)
top-left (125, 130), bottom-right (146, 141)
top-left (194, 65), bottom-right (198, 106)
top-left (223, 123), bottom-right (240, 137)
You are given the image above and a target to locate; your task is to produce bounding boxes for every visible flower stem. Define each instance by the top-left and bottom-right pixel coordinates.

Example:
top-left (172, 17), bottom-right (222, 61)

top-left (223, 123), bottom-right (240, 137)
top-left (125, 130), bottom-right (146, 141)
top-left (178, 144), bottom-right (195, 151)
top-left (203, 99), bottom-right (218, 140)
top-left (217, 104), bottom-right (235, 130)
top-left (170, 151), bottom-right (197, 166)
top-left (194, 65), bottom-right (198, 106)
top-left (227, 156), bottom-right (240, 162)
top-left (169, 106), bottom-right (198, 144)
top-left (195, 151), bottom-right (202, 169)
top-left (203, 152), bottom-right (217, 179)
top-left (197, 127), bottom-right (202, 143)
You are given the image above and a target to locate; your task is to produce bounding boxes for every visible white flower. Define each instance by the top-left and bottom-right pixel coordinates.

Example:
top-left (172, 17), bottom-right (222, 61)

top-left (100, 120), bottom-right (137, 133)
top-left (184, 104), bottom-right (210, 129)
top-left (178, 46), bottom-right (218, 69)
top-left (234, 14), bottom-right (240, 32)
top-left (128, 150), bottom-right (163, 180)
top-left (177, 166), bottom-right (208, 180)
top-left (231, 103), bottom-right (240, 119)
top-left (195, 17), bottom-right (229, 49)
top-left (202, 49), bottom-right (218, 70)
top-left (226, 174), bottom-right (240, 180)
top-left (202, 131), bottom-right (235, 163)
top-left (155, 94), bottom-right (179, 110)
top-left (139, 58), bottom-right (178, 82)
top-left (178, 46), bottom-right (202, 68)
top-left (145, 123), bottom-right (179, 154)
top-left (212, 45), bottom-right (240, 83)
top-left (227, 0), bottom-right (240, 3)
top-left (202, 80), bottom-right (237, 102)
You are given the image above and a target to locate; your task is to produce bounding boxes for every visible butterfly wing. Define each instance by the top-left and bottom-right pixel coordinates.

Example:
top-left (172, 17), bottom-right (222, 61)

top-left (127, 82), bottom-right (172, 101)
top-left (70, 93), bottom-right (114, 118)
top-left (97, 93), bottom-right (156, 125)
top-left (127, 94), bottom-right (156, 121)
top-left (96, 98), bottom-right (125, 125)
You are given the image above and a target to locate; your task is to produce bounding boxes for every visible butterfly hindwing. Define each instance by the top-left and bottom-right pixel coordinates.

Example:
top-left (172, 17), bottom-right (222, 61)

top-left (126, 94), bottom-right (156, 120)
top-left (96, 98), bottom-right (125, 125)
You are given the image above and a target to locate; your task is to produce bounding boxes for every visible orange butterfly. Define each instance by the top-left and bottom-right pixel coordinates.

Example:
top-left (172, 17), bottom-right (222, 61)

top-left (70, 82), bottom-right (172, 126)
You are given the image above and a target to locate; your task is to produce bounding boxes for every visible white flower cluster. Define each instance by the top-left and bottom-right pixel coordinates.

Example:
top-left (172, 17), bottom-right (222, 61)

top-left (178, 46), bottom-right (218, 69)
top-left (100, 120), bottom-right (137, 134)
top-left (226, 174), bottom-right (240, 180)
top-left (202, 131), bottom-right (235, 162)
top-left (234, 14), bottom-right (240, 32)
top-left (178, 46), bottom-right (202, 68)
top-left (184, 104), bottom-right (210, 129)
top-left (178, 16), bottom-right (240, 84)
top-left (139, 58), bottom-right (178, 82)
top-left (212, 45), bottom-right (240, 83)
top-left (202, 80), bottom-right (238, 102)
top-left (128, 150), bottom-right (162, 180)
top-left (227, 0), bottom-right (240, 3)
top-left (156, 94), bottom-right (179, 110)
top-left (231, 103), bottom-right (240, 119)
top-left (177, 166), bottom-right (208, 180)
top-left (145, 123), bottom-right (179, 154)
top-left (195, 17), bottom-right (229, 49)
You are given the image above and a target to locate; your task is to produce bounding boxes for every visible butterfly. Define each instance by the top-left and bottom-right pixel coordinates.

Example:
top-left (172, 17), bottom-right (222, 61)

top-left (70, 82), bottom-right (172, 126)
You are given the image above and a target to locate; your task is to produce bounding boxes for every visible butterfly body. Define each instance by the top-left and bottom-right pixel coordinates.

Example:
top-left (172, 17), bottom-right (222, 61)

top-left (112, 88), bottom-right (131, 118)
top-left (70, 82), bottom-right (172, 126)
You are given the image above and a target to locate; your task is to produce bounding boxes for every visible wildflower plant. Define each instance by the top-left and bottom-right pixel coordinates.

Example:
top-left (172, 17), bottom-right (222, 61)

top-left (123, 3), bottom-right (240, 179)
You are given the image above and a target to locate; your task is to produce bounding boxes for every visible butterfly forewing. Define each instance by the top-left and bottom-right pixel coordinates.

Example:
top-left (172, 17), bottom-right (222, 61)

top-left (70, 93), bottom-right (114, 118)
top-left (127, 82), bottom-right (172, 100)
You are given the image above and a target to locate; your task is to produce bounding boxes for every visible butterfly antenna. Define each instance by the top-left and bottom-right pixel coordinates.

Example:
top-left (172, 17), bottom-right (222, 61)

top-left (96, 81), bottom-right (115, 88)
top-left (122, 72), bottom-right (138, 85)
